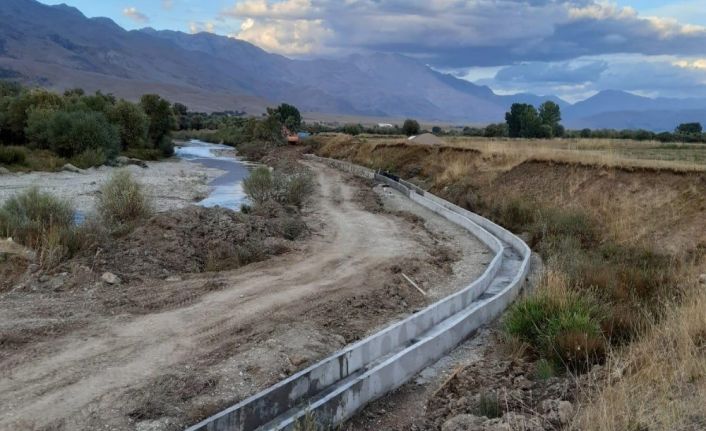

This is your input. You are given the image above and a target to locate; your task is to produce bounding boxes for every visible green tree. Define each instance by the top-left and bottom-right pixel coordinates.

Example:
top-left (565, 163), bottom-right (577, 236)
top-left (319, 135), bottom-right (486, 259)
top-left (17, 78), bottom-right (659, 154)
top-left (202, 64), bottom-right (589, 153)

top-left (432, 126), bottom-right (442, 135)
top-left (675, 122), bottom-right (702, 135)
top-left (505, 103), bottom-right (542, 138)
top-left (539, 101), bottom-right (563, 137)
top-left (5, 89), bottom-right (63, 143)
top-left (484, 123), bottom-right (508, 138)
top-left (402, 119), bottom-right (420, 136)
top-left (109, 100), bottom-right (149, 150)
top-left (26, 107), bottom-right (116, 157)
top-left (140, 94), bottom-right (176, 155)
top-left (268, 103), bottom-right (302, 131)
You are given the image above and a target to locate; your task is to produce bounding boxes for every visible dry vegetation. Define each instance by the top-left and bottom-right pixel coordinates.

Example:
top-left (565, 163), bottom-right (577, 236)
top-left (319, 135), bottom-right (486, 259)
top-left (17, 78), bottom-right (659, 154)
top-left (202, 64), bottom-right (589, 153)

top-left (310, 133), bottom-right (706, 430)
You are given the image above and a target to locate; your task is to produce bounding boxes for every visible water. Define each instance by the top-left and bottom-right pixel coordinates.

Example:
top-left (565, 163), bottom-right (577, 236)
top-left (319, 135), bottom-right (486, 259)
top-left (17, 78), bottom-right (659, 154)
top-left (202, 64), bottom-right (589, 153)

top-left (175, 140), bottom-right (253, 211)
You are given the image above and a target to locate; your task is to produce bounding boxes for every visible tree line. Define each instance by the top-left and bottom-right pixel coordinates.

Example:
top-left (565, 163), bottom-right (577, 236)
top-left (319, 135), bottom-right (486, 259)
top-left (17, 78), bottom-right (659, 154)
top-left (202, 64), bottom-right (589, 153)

top-left (0, 82), bottom-right (177, 166)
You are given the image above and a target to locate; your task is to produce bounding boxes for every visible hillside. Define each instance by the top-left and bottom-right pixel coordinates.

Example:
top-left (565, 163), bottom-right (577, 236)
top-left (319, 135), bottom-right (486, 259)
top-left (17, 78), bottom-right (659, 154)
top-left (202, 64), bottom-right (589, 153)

top-left (1, 0), bottom-right (705, 129)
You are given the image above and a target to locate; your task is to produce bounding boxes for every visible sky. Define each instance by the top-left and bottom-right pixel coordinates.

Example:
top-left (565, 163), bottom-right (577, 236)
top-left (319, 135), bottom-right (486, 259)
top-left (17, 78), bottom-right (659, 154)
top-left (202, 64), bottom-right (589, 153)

top-left (38, 0), bottom-right (706, 102)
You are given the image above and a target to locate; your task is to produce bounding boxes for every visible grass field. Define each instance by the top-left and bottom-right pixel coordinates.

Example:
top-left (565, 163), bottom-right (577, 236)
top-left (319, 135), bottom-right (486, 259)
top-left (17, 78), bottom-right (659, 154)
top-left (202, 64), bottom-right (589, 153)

top-left (354, 134), bottom-right (706, 172)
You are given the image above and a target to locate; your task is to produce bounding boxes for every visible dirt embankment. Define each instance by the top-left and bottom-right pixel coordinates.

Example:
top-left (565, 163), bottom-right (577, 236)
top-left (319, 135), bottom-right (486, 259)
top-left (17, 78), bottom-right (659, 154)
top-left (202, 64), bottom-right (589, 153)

top-left (314, 134), bottom-right (706, 254)
top-left (0, 160), bottom-right (491, 430)
top-left (312, 134), bottom-right (706, 430)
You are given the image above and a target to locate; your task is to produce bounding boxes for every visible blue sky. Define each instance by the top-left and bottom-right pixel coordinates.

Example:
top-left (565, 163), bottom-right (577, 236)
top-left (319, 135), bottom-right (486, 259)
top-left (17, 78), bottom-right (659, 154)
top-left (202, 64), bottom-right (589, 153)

top-left (37, 0), bottom-right (706, 102)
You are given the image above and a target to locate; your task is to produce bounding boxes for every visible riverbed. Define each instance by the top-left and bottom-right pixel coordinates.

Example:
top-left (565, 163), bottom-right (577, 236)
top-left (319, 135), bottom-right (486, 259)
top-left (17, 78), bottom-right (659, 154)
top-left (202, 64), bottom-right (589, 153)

top-left (175, 140), bottom-right (252, 211)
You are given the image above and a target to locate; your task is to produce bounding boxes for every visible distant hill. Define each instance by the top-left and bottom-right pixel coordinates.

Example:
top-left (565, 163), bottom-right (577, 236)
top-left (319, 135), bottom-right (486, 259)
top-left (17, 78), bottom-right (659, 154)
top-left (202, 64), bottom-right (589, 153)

top-left (0, 0), bottom-right (704, 129)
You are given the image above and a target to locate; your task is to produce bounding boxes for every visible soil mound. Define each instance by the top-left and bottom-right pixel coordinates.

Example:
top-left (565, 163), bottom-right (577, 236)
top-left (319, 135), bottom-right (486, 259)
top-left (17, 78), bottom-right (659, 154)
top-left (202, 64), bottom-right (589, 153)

top-left (89, 205), bottom-right (302, 280)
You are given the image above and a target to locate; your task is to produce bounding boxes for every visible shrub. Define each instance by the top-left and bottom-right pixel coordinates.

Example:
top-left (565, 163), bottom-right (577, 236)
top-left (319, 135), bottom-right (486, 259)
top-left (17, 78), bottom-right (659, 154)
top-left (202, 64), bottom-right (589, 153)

top-left (0, 145), bottom-right (27, 165)
top-left (70, 148), bottom-right (107, 169)
top-left (97, 170), bottom-right (152, 231)
top-left (0, 187), bottom-right (74, 248)
top-left (243, 167), bottom-right (275, 204)
top-left (283, 172), bottom-right (315, 208)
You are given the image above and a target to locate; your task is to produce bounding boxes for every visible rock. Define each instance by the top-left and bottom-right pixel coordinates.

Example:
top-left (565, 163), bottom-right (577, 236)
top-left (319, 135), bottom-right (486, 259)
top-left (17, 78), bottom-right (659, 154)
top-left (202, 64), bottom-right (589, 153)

top-left (47, 276), bottom-right (66, 290)
top-left (288, 354), bottom-right (308, 367)
top-left (540, 399), bottom-right (574, 426)
top-left (699, 274), bottom-right (706, 285)
top-left (0, 167), bottom-right (10, 175)
top-left (62, 163), bottom-right (85, 174)
top-left (492, 412), bottom-right (544, 431)
top-left (116, 156), bottom-right (148, 168)
top-left (513, 375), bottom-right (533, 390)
top-left (441, 414), bottom-right (485, 431)
top-left (101, 272), bottom-right (121, 285)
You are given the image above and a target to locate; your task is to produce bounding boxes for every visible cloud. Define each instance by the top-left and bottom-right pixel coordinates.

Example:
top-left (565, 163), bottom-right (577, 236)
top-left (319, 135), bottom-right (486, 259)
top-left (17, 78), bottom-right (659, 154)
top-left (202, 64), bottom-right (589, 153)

top-left (477, 55), bottom-right (706, 101)
top-left (122, 6), bottom-right (149, 24)
top-left (218, 0), bottom-right (706, 66)
top-left (189, 21), bottom-right (216, 34)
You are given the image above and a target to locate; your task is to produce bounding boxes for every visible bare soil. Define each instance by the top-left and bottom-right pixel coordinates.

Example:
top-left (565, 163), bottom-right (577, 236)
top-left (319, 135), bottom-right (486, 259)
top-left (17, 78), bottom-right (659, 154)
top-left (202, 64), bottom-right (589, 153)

top-left (0, 161), bottom-right (491, 430)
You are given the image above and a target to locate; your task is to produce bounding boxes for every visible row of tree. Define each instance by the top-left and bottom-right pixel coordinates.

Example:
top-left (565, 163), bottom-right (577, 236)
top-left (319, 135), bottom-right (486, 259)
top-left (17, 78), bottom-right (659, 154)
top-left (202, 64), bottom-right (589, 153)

top-left (0, 83), bottom-right (177, 162)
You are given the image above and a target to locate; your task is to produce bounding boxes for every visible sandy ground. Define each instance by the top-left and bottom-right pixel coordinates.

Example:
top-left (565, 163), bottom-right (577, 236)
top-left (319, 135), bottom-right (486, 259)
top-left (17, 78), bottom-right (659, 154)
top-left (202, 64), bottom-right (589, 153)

top-left (0, 161), bottom-right (491, 431)
top-left (0, 158), bottom-right (224, 214)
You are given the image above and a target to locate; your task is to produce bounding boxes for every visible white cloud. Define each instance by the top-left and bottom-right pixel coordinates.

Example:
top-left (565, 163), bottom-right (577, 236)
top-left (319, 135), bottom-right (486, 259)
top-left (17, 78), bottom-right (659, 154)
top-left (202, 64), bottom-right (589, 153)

top-left (122, 6), bottom-right (149, 24)
top-left (189, 21), bottom-right (216, 34)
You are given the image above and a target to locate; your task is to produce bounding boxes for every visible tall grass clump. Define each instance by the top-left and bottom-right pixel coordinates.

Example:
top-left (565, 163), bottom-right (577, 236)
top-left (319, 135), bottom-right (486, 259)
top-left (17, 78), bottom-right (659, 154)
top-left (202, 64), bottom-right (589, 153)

top-left (0, 146), bottom-right (28, 165)
top-left (97, 170), bottom-right (152, 232)
top-left (0, 187), bottom-right (76, 267)
top-left (504, 271), bottom-right (607, 370)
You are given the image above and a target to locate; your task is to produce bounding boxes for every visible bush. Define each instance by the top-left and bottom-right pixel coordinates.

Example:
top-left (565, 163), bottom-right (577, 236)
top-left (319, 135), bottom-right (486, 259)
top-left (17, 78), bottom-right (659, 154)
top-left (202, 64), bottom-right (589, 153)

top-left (0, 187), bottom-right (77, 266)
top-left (283, 172), bottom-right (315, 208)
top-left (243, 167), bottom-right (275, 204)
top-left (97, 170), bottom-right (152, 231)
top-left (0, 145), bottom-right (27, 165)
top-left (70, 148), bottom-right (107, 169)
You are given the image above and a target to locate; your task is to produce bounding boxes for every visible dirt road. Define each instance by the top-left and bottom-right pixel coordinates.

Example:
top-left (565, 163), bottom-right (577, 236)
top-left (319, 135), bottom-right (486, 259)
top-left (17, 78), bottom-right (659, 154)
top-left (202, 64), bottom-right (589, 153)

top-left (0, 161), bottom-right (491, 430)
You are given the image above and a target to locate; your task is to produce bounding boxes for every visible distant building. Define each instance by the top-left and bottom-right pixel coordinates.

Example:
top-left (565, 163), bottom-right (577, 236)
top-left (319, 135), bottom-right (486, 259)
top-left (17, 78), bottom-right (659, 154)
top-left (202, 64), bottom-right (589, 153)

top-left (378, 123), bottom-right (394, 128)
top-left (407, 133), bottom-right (444, 146)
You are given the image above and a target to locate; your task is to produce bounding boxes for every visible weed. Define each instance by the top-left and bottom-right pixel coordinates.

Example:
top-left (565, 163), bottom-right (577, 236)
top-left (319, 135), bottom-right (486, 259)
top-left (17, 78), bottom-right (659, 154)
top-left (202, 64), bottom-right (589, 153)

top-left (534, 358), bottom-right (556, 380)
top-left (476, 392), bottom-right (502, 419)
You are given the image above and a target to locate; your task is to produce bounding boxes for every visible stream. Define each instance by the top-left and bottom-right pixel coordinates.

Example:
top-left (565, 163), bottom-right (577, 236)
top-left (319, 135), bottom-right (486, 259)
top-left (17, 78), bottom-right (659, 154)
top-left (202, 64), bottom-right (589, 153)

top-left (175, 139), bottom-right (252, 211)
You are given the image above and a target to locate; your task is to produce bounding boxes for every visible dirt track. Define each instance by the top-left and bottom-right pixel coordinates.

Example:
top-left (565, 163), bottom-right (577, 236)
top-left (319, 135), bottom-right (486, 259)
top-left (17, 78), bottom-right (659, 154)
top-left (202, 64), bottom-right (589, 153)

top-left (0, 161), bottom-right (491, 430)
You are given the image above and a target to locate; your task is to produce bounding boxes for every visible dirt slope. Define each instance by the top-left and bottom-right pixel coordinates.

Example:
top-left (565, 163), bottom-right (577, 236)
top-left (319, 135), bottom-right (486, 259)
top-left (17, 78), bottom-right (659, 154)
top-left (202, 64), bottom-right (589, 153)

top-left (0, 161), bottom-right (491, 430)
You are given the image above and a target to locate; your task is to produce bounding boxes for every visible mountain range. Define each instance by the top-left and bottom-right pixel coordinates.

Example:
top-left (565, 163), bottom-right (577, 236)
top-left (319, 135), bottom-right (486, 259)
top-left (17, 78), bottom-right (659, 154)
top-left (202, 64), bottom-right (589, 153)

top-left (0, 0), bottom-right (704, 131)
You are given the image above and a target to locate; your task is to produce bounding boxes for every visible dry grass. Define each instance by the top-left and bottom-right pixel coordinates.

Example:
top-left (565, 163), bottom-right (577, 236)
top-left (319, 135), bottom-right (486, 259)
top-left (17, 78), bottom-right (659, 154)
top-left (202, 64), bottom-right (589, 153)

top-left (572, 280), bottom-right (706, 431)
top-left (311, 133), bottom-right (706, 430)
top-left (353, 135), bottom-right (706, 173)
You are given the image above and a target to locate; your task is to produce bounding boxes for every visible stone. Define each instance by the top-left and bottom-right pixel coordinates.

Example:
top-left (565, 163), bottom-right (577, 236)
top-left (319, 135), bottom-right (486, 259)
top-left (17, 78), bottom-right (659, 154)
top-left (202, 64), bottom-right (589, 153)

top-left (62, 163), bottom-right (85, 174)
top-left (0, 167), bottom-right (11, 175)
top-left (441, 414), bottom-right (485, 431)
top-left (288, 354), bottom-right (308, 367)
top-left (116, 156), bottom-right (148, 168)
top-left (47, 276), bottom-right (65, 290)
top-left (101, 272), bottom-right (121, 285)
top-left (540, 399), bottom-right (574, 426)
top-left (698, 274), bottom-right (706, 285)
top-left (513, 375), bottom-right (533, 390)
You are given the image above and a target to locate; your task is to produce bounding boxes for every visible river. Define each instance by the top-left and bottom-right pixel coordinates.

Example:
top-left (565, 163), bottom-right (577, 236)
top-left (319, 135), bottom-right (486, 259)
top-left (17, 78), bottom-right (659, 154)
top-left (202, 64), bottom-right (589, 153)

top-left (175, 140), bottom-right (253, 211)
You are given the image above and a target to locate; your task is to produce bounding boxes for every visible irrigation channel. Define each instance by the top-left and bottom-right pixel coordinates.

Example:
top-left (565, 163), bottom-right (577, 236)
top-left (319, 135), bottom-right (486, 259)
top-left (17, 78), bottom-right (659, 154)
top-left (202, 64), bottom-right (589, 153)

top-left (175, 139), bottom-right (253, 211)
top-left (186, 155), bottom-right (532, 431)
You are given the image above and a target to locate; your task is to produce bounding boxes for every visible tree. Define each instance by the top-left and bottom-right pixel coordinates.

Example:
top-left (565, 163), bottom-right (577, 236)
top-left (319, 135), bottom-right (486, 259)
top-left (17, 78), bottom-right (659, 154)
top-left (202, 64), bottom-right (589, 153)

top-left (432, 126), bottom-right (442, 135)
top-left (675, 122), bottom-right (702, 135)
top-left (505, 103), bottom-right (542, 138)
top-left (484, 123), bottom-right (508, 138)
top-left (539, 101), bottom-right (563, 137)
top-left (402, 119), bottom-right (420, 136)
top-left (268, 103), bottom-right (301, 131)
top-left (109, 100), bottom-right (149, 150)
top-left (46, 110), bottom-right (120, 158)
top-left (342, 123), bottom-right (363, 136)
top-left (140, 94), bottom-right (176, 155)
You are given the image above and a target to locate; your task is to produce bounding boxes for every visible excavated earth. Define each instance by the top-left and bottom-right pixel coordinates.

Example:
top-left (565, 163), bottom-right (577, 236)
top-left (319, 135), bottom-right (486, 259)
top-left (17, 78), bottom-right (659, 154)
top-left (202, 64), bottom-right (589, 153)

top-left (0, 160), bottom-right (493, 430)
